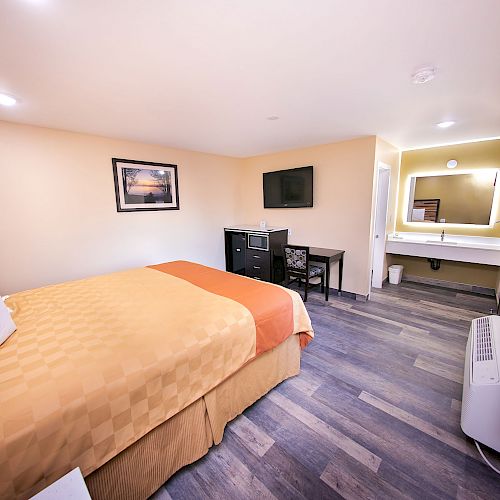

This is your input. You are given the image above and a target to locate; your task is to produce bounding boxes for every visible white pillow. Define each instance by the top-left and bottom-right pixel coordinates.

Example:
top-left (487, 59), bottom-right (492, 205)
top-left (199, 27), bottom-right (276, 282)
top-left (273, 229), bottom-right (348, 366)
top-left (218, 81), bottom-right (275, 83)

top-left (0, 297), bottom-right (16, 345)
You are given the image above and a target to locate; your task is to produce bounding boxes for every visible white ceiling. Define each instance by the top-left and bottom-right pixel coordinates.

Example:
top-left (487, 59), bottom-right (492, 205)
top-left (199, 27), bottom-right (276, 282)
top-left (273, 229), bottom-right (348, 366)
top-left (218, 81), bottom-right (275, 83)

top-left (1, 0), bottom-right (499, 157)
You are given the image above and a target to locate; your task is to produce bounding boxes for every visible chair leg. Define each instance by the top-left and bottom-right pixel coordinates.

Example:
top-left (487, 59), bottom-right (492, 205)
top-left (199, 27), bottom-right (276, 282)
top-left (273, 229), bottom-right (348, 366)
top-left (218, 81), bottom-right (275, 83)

top-left (304, 276), bottom-right (309, 302)
top-left (320, 274), bottom-right (325, 293)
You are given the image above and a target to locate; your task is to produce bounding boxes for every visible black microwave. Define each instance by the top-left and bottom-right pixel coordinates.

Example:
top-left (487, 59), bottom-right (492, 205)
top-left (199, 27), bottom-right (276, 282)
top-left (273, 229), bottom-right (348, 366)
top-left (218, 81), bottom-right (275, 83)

top-left (247, 233), bottom-right (269, 251)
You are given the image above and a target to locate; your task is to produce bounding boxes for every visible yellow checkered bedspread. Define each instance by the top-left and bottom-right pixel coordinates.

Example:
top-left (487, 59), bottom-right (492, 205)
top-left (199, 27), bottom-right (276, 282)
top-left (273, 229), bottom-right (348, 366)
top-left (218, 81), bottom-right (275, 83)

top-left (0, 264), bottom-right (312, 499)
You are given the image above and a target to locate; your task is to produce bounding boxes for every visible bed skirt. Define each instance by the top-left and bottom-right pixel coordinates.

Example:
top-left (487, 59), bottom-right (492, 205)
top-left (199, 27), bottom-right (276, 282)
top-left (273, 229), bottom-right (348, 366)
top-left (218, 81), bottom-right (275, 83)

top-left (85, 334), bottom-right (300, 499)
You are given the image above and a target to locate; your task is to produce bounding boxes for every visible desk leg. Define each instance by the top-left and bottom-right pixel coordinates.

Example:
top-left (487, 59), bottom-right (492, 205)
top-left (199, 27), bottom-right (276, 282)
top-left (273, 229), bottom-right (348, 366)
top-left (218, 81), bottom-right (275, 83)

top-left (338, 255), bottom-right (344, 296)
top-left (325, 261), bottom-right (330, 301)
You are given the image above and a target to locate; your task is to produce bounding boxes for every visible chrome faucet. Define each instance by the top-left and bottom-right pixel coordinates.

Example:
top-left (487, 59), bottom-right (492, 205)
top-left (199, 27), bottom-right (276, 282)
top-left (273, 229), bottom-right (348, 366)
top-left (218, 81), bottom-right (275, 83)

top-left (441, 229), bottom-right (445, 242)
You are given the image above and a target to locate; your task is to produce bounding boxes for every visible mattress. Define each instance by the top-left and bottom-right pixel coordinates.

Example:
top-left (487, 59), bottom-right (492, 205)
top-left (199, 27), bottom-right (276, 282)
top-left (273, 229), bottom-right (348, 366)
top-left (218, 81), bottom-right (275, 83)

top-left (0, 261), bottom-right (313, 499)
top-left (86, 334), bottom-right (301, 500)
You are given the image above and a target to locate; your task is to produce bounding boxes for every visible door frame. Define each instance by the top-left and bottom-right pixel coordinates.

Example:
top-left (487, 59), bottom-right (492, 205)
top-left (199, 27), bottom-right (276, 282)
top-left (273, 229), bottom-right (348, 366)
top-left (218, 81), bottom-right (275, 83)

top-left (371, 162), bottom-right (391, 290)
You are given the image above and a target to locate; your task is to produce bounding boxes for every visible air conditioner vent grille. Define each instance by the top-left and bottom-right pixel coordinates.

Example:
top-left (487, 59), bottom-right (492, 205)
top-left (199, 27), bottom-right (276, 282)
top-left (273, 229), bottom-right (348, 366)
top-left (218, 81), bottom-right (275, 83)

top-left (475, 317), bottom-right (494, 362)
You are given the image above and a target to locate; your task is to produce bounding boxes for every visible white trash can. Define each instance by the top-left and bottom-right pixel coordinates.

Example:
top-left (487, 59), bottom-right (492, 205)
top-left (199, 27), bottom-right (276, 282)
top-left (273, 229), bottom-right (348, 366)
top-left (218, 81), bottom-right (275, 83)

top-left (388, 265), bottom-right (404, 285)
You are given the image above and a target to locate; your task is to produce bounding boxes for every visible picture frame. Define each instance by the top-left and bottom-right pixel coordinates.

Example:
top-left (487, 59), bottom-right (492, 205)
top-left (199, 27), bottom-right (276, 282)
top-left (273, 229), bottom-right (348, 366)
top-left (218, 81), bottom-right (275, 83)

top-left (112, 158), bottom-right (180, 212)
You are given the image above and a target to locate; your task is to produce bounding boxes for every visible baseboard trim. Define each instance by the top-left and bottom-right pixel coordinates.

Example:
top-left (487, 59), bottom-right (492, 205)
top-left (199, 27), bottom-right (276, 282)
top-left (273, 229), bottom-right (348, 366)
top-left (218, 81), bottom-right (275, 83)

top-left (402, 274), bottom-right (496, 297)
top-left (289, 283), bottom-right (362, 302)
top-left (326, 287), bottom-right (368, 302)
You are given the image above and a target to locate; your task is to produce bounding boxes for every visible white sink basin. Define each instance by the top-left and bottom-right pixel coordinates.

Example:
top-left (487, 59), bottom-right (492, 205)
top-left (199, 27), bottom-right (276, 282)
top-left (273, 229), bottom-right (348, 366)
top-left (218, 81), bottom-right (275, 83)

top-left (425, 239), bottom-right (458, 245)
top-left (386, 232), bottom-right (500, 266)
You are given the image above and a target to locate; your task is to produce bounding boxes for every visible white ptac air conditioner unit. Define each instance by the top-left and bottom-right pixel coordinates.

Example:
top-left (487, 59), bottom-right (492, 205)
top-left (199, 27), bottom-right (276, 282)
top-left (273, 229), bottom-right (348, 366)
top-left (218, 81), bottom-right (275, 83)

top-left (461, 316), bottom-right (500, 452)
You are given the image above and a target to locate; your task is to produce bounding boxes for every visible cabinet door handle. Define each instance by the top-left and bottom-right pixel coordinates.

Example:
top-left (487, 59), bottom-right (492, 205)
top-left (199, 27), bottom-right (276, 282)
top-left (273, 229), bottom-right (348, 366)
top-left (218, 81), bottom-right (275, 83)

top-left (253, 265), bottom-right (261, 269)
top-left (253, 255), bottom-right (261, 259)
top-left (236, 248), bottom-right (241, 252)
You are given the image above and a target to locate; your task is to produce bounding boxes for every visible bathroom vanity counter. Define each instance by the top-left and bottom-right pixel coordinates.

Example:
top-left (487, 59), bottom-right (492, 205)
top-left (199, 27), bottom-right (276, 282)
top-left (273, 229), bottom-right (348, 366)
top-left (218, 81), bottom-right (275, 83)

top-left (386, 232), bottom-right (500, 266)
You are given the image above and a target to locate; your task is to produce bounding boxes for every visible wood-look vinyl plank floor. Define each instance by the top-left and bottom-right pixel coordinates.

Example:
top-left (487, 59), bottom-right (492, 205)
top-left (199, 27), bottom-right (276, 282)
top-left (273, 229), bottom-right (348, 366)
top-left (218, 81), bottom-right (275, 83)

top-left (152, 282), bottom-right (500, 499)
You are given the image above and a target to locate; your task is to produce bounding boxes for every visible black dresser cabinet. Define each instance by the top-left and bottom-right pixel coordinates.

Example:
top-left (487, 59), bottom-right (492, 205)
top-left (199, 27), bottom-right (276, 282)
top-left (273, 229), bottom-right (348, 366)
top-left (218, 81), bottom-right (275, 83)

top-left (224, 227), bottom-right (288, 283)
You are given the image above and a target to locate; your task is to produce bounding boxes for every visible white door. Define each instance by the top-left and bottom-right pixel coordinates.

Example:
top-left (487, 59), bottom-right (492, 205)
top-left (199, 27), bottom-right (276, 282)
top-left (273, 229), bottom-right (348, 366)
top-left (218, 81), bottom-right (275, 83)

top-left (371, 164), bottom-right (391, 288)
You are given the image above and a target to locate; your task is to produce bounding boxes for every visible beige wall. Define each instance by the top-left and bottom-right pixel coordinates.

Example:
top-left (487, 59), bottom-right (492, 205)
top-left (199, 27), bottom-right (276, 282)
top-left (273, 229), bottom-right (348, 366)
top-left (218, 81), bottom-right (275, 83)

top-left (0, 121), bottom-right (241, 294)
top-left (396, 139), bottom-right (500, 235)
top-left (373, 137), bottom-right (401, 282)
top-left (1, 121), bottom-right (399, 298)
top-left (3, 119), bottom-right (497, 298)
top-left (238, 136), bottom-right (378, 296)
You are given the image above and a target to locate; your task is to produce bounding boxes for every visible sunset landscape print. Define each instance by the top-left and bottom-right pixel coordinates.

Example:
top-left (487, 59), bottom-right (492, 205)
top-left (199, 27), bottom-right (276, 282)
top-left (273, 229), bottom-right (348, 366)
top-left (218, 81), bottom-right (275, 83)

top-left (122, 167), bottom-right (172, 204)
top-left (112, 158), bottom-right (179, 212)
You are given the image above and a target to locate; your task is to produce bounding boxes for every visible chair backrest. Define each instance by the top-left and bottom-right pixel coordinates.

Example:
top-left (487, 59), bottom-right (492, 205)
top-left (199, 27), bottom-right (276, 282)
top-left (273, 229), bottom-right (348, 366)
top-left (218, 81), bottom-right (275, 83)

top-left (282, 244), bottom-right (310, 277)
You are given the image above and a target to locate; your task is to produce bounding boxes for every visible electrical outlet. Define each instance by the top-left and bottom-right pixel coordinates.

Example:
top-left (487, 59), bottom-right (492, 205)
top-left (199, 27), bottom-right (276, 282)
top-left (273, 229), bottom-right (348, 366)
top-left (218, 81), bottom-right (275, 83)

top-left (288, 228), bottom-right (292, 236)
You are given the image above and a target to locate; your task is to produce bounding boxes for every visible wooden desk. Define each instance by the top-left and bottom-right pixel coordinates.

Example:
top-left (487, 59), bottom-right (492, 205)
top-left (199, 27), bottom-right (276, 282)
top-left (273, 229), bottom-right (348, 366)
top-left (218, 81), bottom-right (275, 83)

top-left (308, 247), bottom-right (345, 301)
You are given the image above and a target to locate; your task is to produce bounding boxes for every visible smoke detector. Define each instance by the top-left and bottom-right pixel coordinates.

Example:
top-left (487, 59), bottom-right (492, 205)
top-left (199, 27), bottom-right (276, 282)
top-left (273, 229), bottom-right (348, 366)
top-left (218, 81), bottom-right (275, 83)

top-left (411, 66), bottom-right (437, 84)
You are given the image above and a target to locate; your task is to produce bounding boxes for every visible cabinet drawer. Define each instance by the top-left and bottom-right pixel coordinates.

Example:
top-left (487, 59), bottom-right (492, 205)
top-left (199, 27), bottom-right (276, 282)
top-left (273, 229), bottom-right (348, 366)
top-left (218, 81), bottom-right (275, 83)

top-left (247, 271), bottom-right (271, 282)
top-left (245, 251), bottom-right (271, 281)
top-left (246, 252), bottom-right (270, 269)
top-left (245, 260), bottom-right (271, 281)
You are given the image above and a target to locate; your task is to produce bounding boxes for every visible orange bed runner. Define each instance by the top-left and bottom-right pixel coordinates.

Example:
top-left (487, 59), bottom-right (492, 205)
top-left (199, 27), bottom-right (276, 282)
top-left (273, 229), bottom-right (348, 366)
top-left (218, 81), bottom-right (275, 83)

top-left (149, 261), bottom-right (308, 355)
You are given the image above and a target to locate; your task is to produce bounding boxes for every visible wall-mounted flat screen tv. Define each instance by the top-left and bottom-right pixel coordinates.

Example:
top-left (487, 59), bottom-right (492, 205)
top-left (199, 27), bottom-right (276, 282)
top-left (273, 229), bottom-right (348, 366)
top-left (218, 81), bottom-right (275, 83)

top-left (263, 166), bottom-right (313, 208)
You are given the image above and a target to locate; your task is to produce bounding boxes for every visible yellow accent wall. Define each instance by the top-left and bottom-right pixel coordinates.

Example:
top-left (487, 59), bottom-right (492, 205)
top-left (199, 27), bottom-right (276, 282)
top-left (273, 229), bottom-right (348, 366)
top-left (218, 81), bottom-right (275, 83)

top-left (396, 138), bottom-right (500, 236)
top-left (392, 138), bottom-right (500, 290)
top-left (389, 255), bottom-right (497, 288)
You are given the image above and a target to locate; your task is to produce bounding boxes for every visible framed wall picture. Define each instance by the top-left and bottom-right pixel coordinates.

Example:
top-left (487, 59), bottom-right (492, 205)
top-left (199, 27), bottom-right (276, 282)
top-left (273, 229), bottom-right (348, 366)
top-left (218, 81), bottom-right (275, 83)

top-left (112, 158), bottom-right (180, 212)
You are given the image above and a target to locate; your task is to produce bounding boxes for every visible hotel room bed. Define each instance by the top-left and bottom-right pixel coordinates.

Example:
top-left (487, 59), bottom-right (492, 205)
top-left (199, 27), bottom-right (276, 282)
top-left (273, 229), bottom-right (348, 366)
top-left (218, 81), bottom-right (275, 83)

top-left (0, 261), bottom-right (313, 499)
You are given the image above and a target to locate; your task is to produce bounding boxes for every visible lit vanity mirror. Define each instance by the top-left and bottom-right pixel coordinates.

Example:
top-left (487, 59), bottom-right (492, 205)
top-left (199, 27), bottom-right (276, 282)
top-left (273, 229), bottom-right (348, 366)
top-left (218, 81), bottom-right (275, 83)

top-left (406, 169), bottom-right (499, 225)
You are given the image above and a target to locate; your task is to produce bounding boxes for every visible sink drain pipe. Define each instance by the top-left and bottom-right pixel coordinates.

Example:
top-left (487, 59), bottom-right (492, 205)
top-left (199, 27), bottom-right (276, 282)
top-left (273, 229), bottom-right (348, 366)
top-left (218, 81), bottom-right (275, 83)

top-left (427, 258), bottom-right (441, 271)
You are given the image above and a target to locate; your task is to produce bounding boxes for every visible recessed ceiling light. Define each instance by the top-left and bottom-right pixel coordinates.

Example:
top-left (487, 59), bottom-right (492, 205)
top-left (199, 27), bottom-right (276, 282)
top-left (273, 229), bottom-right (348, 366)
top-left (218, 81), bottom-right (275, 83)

top-left (0, 93), bottom-right (17, 107)
top-left (266, 116), bottom-right (279, 121)
top-left (411, 66), bottom-right (437, 84)
top-left (447, 159), bottom-right (458, 169)
top-left (436, 121), bottom-right (455, 128)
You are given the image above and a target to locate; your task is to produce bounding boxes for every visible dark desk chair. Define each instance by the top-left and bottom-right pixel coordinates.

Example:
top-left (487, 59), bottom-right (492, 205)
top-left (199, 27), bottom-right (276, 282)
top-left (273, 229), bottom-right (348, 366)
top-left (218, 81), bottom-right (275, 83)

top-left (282, 245), bottom-right (325, 302)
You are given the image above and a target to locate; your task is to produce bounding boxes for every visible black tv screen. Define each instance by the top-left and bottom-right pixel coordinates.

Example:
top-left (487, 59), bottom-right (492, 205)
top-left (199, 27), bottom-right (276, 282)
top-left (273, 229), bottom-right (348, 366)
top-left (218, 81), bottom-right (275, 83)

top-left (263, 166), bottom-right (313, 208)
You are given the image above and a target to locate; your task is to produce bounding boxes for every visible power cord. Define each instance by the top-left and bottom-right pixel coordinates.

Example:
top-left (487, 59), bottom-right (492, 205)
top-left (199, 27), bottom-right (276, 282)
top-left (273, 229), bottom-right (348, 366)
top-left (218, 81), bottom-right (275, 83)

top-left (475, 440), bottom-right (500, 475)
